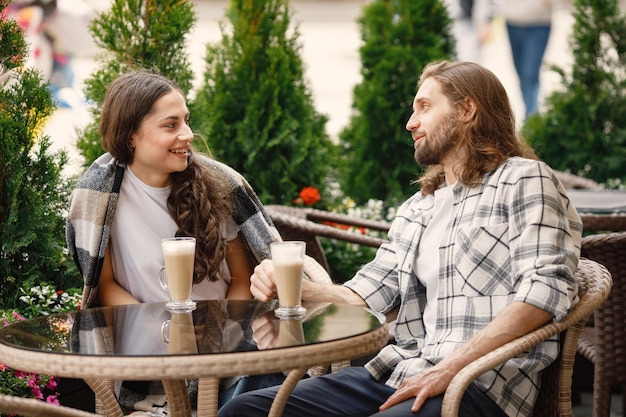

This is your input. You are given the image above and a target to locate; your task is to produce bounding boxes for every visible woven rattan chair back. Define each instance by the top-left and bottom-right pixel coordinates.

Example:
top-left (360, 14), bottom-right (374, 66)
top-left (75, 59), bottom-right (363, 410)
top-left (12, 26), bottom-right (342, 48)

top-left (264, 205), bottom-right (389, 272)
top-left (578, 231), bottom-right (626, 417)
top-left (555, 171), bottom-right (602, 190)
top-left (441, 258), bottom-right (612, 417)
top-left (580, 214), bottom-right (626, 233)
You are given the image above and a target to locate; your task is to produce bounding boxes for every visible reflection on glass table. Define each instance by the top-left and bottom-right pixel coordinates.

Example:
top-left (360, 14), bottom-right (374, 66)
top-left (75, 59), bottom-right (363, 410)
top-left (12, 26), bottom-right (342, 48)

top-left (0, 300), bottom-right (388, 417)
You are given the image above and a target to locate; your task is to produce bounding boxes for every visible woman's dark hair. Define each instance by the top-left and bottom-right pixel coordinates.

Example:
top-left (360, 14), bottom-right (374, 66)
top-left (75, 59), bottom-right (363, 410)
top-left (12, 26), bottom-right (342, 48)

top-left (100, 71), bottom-right (232, 283)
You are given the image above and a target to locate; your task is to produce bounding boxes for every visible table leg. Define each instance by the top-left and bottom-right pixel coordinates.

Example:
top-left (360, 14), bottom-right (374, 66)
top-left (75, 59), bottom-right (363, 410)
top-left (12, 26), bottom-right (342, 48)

top-left (162, 379), bottom-right (193, 417)
top-left (196, 377), bottom-right (219, 417)
top-left (268, 368), bottom-right (308, 417)
top-left (83, 377), bottom-right (124, 417)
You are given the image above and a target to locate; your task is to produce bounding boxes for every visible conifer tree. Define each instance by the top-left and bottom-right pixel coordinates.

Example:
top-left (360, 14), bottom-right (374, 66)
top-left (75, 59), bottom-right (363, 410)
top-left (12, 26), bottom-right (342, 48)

top-left (524, 0), bottom-right (626, 185)
top-left (339, 0), bottom-right (454, 204)
top-left (76, 0), bottom-right (196, 167)
top-left (190, 0), bottom-right (336, 205)
top-left (1, 0), bottom-right (79, 307)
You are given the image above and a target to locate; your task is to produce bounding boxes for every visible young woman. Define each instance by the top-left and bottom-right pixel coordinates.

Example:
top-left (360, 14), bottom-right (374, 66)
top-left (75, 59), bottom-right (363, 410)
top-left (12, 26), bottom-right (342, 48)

top-left (66, 71), bottom-right (284, 413)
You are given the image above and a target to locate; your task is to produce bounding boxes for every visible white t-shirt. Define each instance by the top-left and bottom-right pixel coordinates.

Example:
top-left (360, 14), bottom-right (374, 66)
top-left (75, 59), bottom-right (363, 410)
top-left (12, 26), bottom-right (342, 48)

top-left (414, 184), bottom-right (454, 344)
top-left (110, 167), bottom-right (239, 303)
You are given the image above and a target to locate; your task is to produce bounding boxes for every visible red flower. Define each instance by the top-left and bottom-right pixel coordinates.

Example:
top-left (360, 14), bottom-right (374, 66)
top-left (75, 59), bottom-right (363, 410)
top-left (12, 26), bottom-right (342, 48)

top-left (293, 187), bottom-right (320, 206)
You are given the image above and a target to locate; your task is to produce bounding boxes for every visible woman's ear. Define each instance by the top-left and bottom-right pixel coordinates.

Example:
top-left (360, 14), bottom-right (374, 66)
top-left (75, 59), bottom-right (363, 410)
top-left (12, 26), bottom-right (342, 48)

top-left (460, 97), bottom-right (477, 123)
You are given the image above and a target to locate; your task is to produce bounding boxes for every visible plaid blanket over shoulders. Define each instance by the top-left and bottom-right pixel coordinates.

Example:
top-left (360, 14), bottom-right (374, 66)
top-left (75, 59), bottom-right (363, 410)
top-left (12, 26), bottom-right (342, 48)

top-left (66, 152), bottom-right (281, 309)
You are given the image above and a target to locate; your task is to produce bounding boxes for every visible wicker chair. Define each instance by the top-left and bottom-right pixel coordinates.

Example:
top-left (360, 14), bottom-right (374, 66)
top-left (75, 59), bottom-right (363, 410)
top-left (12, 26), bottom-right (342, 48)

top-left (265, 205), bottom-right (391, 233)
top-left (264, 205), bottom-right (389, 272)
top-left (441, 257), bottom-right (612, 417)
top-left (577, 232), bottom-right (626, 417)
top-left (555, 170), bottom-right (602, 190)
top-left (0, 394), bottom-right (98, 417)
top-left (580, 214), bottom-right (626, 233)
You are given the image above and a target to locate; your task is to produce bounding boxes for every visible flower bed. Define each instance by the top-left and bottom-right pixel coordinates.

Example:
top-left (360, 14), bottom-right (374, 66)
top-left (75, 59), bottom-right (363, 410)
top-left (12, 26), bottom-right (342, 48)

top-left (0, 285), bottom-right (81, 414)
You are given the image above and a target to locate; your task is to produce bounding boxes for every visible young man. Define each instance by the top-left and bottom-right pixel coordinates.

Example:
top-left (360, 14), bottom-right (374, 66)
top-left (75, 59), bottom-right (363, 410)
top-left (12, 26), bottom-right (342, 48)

top-left (218, 61), bottom-right (582, 417)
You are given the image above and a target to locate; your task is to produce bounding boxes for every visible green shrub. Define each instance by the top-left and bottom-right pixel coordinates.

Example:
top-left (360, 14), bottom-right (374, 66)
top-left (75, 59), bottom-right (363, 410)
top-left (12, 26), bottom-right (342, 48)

top-left (190, 0), bottom-right (338, 205)
top-left (1, 0), bottom-right (80, 308)
top-left (338, 0), bottom-right (454, 204)
top-left (76, 0), bottom-right (197, 168)
top-left (523, 0), bottom-right (626, 185)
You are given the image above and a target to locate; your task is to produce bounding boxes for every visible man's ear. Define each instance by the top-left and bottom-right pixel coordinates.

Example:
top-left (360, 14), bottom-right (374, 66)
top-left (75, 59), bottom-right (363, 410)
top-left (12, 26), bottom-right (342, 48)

top-left (460, 97), bottom-right (477, 123)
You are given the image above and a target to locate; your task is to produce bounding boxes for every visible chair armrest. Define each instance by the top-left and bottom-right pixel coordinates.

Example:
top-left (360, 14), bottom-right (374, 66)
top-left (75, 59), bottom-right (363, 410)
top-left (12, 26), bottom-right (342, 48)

top-left (265, 205), bottom-right (391, 236)
top-left (269, 209), bottom-right (388, 248)
top-left (441, 258), bottom-right (612, 417)
top-left (0, 394), bottom-right (98, 417)
top-left (304, 208), bottom-right (391, 233)
top-left (579, 214), bottom-right (626, 232)
top-left (441, 320), bottom-right (579, 417)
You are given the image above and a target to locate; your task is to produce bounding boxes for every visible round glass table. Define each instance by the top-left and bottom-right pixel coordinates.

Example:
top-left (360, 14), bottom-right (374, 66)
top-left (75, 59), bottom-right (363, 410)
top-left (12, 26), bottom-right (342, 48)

top-left (0, 300), bottom-right (388, 417)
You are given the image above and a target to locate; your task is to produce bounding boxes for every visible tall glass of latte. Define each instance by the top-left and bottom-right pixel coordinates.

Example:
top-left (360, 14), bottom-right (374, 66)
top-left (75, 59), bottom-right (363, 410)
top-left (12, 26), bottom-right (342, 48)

top-left (159, 237), bottom-right (197, 312)
top-left (271, 241), bottom-right (306, 318)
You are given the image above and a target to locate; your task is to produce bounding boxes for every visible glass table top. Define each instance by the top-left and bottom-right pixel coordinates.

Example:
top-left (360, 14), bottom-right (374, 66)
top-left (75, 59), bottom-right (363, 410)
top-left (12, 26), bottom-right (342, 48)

top-left (0, 300), bottom-right (385, 357)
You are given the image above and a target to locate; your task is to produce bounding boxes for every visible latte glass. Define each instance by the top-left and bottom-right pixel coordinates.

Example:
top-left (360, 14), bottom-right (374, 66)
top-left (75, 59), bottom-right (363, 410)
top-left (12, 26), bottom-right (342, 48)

top-left (271, 241), bottom-right (306, 318)
top-left (159, 237), bottom-right (197, 312)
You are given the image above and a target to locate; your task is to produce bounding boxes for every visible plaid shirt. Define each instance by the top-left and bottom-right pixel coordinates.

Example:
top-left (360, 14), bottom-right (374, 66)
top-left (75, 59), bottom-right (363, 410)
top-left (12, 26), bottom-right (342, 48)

top-left (345, 157), bottom-right (582, 417)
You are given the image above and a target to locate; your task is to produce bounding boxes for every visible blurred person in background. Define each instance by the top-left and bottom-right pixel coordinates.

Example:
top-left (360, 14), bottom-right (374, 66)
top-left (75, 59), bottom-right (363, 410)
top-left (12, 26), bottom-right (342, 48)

top-left (500, 0), bottom-right (554, 118)
top-left (5, 0), bottom-right (95, 108)
top-left (445, 0), bottom-right (497, 63)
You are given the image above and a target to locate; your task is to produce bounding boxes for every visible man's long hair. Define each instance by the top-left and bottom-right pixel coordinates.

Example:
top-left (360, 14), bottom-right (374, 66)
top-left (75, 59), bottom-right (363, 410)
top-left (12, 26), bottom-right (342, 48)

top-left (416, 61), bottom-right (536, 195)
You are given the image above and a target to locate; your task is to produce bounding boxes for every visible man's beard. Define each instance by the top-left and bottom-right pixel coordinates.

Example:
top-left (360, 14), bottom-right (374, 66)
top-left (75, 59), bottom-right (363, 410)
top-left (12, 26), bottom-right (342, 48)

top-left (414, 114), bottom-right (460, 166)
